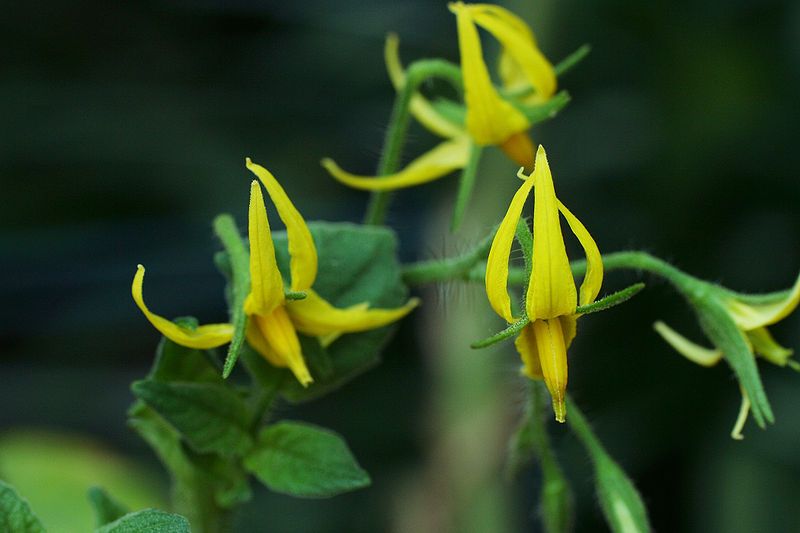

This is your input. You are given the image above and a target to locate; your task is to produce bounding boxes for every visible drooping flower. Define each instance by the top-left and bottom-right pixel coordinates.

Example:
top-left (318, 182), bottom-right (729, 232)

top-left (654, 275), bottom-right (800, 438)
top-left (321, 2), bottom-right (558, 192)
top-left (485, 145), bottom-right (603, 421)
top-left (132, 160), bottom-right (419, 385)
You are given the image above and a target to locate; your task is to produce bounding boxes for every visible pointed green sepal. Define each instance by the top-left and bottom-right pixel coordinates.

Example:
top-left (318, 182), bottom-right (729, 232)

top-left (471, 316), bottom-right (530, 349)
top-left (213, 214), bottom-right (250, 379)
top-left (554, 44), bottom-right (592, 77)
top-left (519, 91), bottom-right (571, 125)
top-left (284, 290), bottom-right (307, 301)
top-left (575, 283), bottom-right (645, 315)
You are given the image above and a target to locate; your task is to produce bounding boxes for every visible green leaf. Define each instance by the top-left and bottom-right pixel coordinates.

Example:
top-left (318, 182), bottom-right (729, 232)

top-left (575, 283), bottom-right (646, 315)
top-left (272, 222), bottom-right (412, 402)
top-left (149, 334), bottom-right (222, 384)
top-left (0, 481), bottom-right (45, 533)
top-left (693, 298), bottom-right (773, 427)
top-left (87, 487), bottom-right (128, 527)
top-left (128, 403), bottom-right (250, 528)
top-left (566, 397), bottom-right (651, 533)
top-left (213, 214), bottom-right (251, 379)
top-left (95, 509), bottom-right (189, 533)
top-left (451, 143), bottom-right (482, 231)
top-left (132, 380), bottom-right (254, 456)
top-left (244, 421), bottom-right (370, 498)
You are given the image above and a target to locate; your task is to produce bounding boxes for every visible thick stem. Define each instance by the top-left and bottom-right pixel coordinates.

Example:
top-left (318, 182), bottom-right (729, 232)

top-left (364, 59), bottom-right (463, 226)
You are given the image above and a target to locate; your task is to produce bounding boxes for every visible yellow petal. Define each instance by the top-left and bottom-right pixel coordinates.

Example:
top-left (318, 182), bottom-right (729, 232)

top-left (254, 306), bottom-right (312, 386)
top-left (726, 272), bottom-right (800, 330)
top-left (246, 159), bottom-right (318, 292)
top-left (286, 289), bottom-right (419, 337)
top-left (560, 314), bottom-right (578, 349)
top-left (246, 320), bottom-right (285, 368)
top-left (746, 327), bottom-right (794, 366)
top-left (652, 321), bottom-right (722, 367)
top-left (470, 5), bottom-right (556, 102)
top-left (321, 137), bottom-right (471, 191)
top-left (132, 265), bottom-right (233, 349)
top-left (514, 323), bottom-right (543, 379)
top-left (499, 132), bottom-right (535, 169)
top-left (485, 168), bottom-right (536, 322)
top-left (449, 2), bottom-right (530, 146)
top-left (385, 33), bottom-right (465, 139)
top-left (557, 201), bottom-right (603, 306)
top-left (532, 318), bottom-right (568, 422)
top-left (526, 146), bottom-right (577, 320)
top-left (244, 180), bottom-right (285, 317)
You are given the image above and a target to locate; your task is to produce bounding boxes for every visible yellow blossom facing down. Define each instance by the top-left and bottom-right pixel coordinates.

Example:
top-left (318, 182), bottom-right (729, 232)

top-left (133, 160), bottom-right (419, 386)
top-left (485, 145), bottom-right (603, 421)
top-left (321, 2), bottom-right (557, 192)
top-left (654, 274), bottom-right (800, 439)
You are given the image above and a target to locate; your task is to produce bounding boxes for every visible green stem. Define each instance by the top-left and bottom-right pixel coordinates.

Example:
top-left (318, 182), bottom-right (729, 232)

top-left (401, 226), bottom-right (496, 285)
top-left (564, 395), bottom-right (606, 461)
top-left (364, 59), bottom-right (463, 226)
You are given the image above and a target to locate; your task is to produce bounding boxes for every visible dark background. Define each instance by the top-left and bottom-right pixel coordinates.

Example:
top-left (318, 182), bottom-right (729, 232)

top-left (3, 0), bottom-right (800, 531)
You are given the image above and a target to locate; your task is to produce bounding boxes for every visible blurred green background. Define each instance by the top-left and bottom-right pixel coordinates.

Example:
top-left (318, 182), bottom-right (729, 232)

top-left (3, 0), bottom-right (800, 531)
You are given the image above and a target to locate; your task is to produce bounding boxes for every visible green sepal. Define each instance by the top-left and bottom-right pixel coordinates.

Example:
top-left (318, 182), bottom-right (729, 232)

top-left (451, 143), bottom-right (483, 232)
top-left (131, 380), bottom-right (254, 457)
top-left (518, 90), bottom-right (571, 124)
top-left (213, 214), bottom-right (250, 379)
top-left (87, 487), bottom-right (129, 527)
top-left (554, 44), bottom-right (591, 77)
top-left (691, 298), bottom-right (774, 427)
top-left (575, 283), bottom-right (645, 315)
top-left (284, 290), bottom-right (307, 300)
top-left (243, 421), bottom-right (370, 498)
top-left (0, 480), bottom-right (45, 533)
top-left (430, 98), bottom-right (466, 127)
top-left (566, 397), bottom-right (651, 533)
top-left (471, 316), bottom-right (529, 349)
top-left (94, 509), bottom-right (189, 533)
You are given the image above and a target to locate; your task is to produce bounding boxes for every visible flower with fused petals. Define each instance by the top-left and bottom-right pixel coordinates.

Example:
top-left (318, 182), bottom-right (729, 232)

top-left (321, 2), bottom-right (558, 192)
top-left (654, 275), bottom-right (800, 439)
top-left (133, 160), bottom-right (419, 386)
top-left (485, 145), bottom-right (603, 422)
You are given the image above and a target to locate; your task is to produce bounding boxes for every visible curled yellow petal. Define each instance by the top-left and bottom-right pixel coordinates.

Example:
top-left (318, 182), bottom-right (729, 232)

top-left (558, 201), bottom-right (603, 306)
top-left (514, 324), bottom-right (543, 379)
top-left (450, 2), bottom-right (530, 146)
top-left (385, 33), bottom-right (464, 139)
top-left (485, 168), bottom-right (536, 322)
top-left (286, 289), bottom-right (419, 337)
top-left (746, 327), bottom-right (794, 366)
top-left (527, 146), bottom-right (577, 320)
top-left (246, 158), bottom-right (318, 292)
top-left (244, 180), bottom-right (285, 317)
top-left (321, 137), bottom-right (471, 191)
top-left (470, 5), bottom-right (556, 102)
top-left (253, 307), bottom-right (312, 386)
top-left (726, 271), bottom-right (800, 330)
top-left (532, 318), bottom-right (568, 422)
top-left (132, 265), bottom-right (233, 349)
top-left (653, 321), bottom-right (722, 367)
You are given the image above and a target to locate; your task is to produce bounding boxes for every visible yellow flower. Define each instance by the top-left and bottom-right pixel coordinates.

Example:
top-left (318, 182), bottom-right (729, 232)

top-left (485, 145), bottom-right (603, 422)
top-left (654, 276), bottom-right (800, 438)
top-left (133, 160), bottom-right (419, 386)
top-left (321, 2), bottom-right (557, 191)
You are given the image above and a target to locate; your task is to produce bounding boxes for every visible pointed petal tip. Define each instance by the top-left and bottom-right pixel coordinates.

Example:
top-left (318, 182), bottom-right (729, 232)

top-left (553, 397), bottom-right (566, 423)
top-left (447, 1), bottom-right (464, 14)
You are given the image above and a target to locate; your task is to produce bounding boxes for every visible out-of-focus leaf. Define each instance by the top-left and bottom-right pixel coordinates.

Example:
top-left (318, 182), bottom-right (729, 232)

top-left (0, 431), bottom-right (162, 533)
top-left (243, 421), bottom-right (370, 498)
top-left (87, 487), bottom-right (128, 527)
top-left (95, 509), bottom-right (189, 533)
top-left (0, 480), bottom-right (45, 533)
top-left (131, 380), bottom-right (253, 457)
top-left (148, 332), bottom-right (222, 384)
